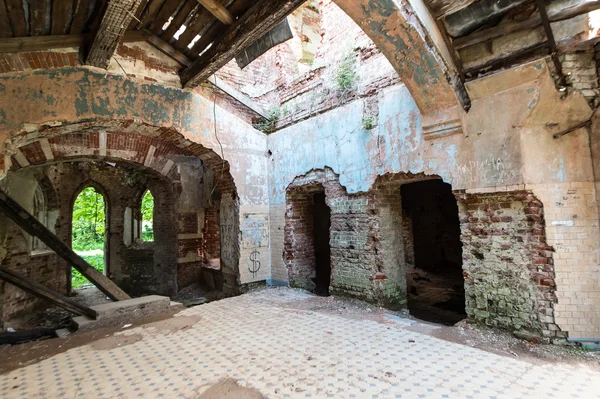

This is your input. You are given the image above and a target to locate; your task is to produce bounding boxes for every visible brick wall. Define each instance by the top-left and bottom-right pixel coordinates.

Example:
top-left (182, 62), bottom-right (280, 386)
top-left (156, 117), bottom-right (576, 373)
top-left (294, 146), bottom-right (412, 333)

top-left (561, 51), bottom-right (600, 106)
top-left (456, 191), bottom-right (562, 339)
top-left (284, 169), bottom-right (408, 308)
top-left (216, 0), bottom-right (399, 131)
top-left (526, 182), bottom-right (600, 340)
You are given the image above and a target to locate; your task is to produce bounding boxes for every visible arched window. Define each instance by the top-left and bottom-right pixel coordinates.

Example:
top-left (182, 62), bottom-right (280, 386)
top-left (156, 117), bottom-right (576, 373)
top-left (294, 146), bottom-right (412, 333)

top-left (141, 190), bottom-right (154, 242)
top-left (72, 186), bottom-right (107, 288)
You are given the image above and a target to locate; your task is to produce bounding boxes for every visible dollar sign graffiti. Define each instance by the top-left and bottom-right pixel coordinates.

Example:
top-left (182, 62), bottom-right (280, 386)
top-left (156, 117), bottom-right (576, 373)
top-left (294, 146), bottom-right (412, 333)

top-left (248, 250), bottom-right (261, 277)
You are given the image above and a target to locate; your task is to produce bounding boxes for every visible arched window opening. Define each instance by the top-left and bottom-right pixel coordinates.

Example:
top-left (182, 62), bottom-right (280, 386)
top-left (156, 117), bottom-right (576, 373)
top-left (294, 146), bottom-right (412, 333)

top-left (72, 186), bottom-right (107, 288)
top-left (141, 190), bottom-right (154, 242)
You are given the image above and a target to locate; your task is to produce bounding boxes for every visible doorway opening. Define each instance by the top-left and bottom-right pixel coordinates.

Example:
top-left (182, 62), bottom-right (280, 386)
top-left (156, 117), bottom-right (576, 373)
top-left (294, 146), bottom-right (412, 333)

top-left (312, 192), bottom-right (331, 296)
top-left (285, 185), bottom-right (332, 296)
top-left (71, 186), bottom-right (108, 289)
top-left (401, 180), bottom-right (465, 325)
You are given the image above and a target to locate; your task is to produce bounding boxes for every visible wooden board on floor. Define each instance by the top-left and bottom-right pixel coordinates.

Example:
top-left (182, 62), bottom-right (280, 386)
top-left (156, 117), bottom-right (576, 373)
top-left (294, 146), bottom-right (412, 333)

top-left (0, 267), bottom-right (98, 319)
top-left (0, 188), bottom-right (130, 301)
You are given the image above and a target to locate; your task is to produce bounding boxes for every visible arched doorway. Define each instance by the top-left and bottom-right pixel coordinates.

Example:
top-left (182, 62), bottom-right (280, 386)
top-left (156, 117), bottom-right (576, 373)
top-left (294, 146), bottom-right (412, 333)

top-left (71, 184), bottom-right (109, 289)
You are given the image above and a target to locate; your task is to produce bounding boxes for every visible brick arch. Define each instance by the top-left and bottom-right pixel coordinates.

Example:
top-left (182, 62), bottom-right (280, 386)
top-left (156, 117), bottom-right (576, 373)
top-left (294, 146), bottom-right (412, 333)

top-left (332, 0), bottom-right (468, 138)
top-left (1, 119), bottom-right (242, 293)
top-left (2, 119), bottom-right (237, 199)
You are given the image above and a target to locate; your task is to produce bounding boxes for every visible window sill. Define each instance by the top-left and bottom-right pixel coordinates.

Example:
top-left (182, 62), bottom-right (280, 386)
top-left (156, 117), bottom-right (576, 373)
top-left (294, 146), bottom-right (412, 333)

top-left (30, 249), bottom-right (55, 257)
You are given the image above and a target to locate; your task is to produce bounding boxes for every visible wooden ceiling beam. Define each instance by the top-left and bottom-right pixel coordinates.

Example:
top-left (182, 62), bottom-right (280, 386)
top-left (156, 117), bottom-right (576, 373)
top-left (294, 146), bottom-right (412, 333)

top-left (453, 2), bottom-right (600, 49)
top-left (0, 30), bottom-right (146, 53)
top-left (186, 0), bottom-right (253, 56)
top-left (4, 0), bottom-right (27, 36)
top-left (428, 0), bottom-right (478, 19)
top-left (196, 0), bottom-right (233, 24)
top-left (181, 0), bottom-right (305, 87)
top-left (0, 0), bottom-right (14, 38)
top-left (87, 0), bottom-right (144, 68)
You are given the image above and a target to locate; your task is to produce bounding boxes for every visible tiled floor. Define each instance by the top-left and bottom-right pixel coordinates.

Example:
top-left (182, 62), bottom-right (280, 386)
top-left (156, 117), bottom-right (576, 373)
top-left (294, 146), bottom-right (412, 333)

top-left (1, 288), bottom-right (600, 398)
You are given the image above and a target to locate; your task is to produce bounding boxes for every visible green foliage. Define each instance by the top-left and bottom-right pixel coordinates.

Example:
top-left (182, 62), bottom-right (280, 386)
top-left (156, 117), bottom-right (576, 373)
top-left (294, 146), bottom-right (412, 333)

top-left (72, 187), bottom-right (106, 250)
top-left (253, 108), bottom-right (281, 134)
top-left (72, 187), bottom-right (106, 288)
top-left (141, 190), bottom-right (154, 242)
top-left (72, 254), bottom-right (104, 288)
top-left (362, 116), bottom-right (376, 131)
top-left (336, 53), bottom-right (358, 93)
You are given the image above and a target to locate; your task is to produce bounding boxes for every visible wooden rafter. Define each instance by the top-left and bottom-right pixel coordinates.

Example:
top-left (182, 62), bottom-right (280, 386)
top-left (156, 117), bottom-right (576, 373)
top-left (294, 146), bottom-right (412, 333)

top-left (87, 0), bottom-right (144, 68)
top-left (174, 3), bottom-right (220, 51)
top-left (149, 0), bottom-right (182, 32)
top-left (4, 0), bottom-right (27, 37)
top-left (0, 30), bottom-right (146, 53)
top-left (186, 0), bottom-right (254, 56)
top-left (51, 0), bottom-right (72, 35)
top-left (196, 0), bottom-right (233, 24)
top-left (161, 0), bottom-right (196, 40)
top-left (70, 0), bottom-right (93, 34)
top-left (535, 0), bottom-right (567, 88)
top-left (0, 0), bottom-right (13, 38)
top-left (0, 267), bottom-right (98, 318)
top-left (0, 188), bottom-right (130, 301)
top-left (429, 0), bottom-right (478, 19)
top-left (182, 0), bottom-right (305, 87)
top-left (27, 0), bottom-right (47, 36)
top-left (453, 2), bottom-right (600, 49)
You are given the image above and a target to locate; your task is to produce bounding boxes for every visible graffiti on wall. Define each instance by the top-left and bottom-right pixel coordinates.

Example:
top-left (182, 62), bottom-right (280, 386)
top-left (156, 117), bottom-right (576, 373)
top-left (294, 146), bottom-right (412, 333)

top-left (453, 156), bottom-right (518, 186)
top-left (241, 213), bottom-right (269, 249)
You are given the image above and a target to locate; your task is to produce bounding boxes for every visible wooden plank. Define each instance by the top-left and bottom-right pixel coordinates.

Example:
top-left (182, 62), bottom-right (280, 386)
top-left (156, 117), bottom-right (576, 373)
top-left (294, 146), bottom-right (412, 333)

top-left (149, 0), bottom-right (183, 33)
top-left (87, 0), bottom-right (107, 32)
top-left (70, 0), bottom-right (92, 34)
top-left (128, 0), bottom-right (148, 29)
top-left (0, 30), bottom-right (146, 53)
top-left (161, 0), bottom-right (196, 41)
top-left (27, 0), bottom-right (47, 36)
top-left (142, 29), bottom-right (191, 65)
top-left (428, 0), bottom-right (477, 18)
top-left (0, 0), bottom-right (14, 37)
top-left (186, 0), bottom-right (253, 56)
top-left (453, 2), bottom-right (600, 49)
top-left (141, 29), bottom-right (268, 117)
top-left (51, 0), bottom-right (72, 35)
top-left (535, 0), bottom-right (567, 88)
top-left (0, 328), bottom-right (57, 345)
top-left (463, 42), bottom-right (548, 78)
top-left (182, 0), bottom-right (305, 86)
top-left (0, 267), bottom-right (98, 318)
top-left (0, 188), bottom-right (130, 301)
top-left (173, 5), bottom-right (217, 51)
top-left (196, 0), bottom-right (232, 24)
top-left (5, 0), bottom-right (27, 37)
top-left (87, 0), bottom-right (143, 68)
top-left (137, 0), bottom-right (167, 28)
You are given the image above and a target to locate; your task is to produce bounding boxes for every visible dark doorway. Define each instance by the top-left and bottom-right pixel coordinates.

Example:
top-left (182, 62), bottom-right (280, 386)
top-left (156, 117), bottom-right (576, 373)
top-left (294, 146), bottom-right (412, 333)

top-left (312, 192), bottom-right (331, 296)
top-left (401, 180), bottom-right (465, 325)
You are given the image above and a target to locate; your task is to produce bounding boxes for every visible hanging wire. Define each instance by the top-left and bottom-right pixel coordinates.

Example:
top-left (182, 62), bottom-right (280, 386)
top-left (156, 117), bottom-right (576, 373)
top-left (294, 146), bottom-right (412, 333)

top-left (209, 74), bottom-right (226, 202)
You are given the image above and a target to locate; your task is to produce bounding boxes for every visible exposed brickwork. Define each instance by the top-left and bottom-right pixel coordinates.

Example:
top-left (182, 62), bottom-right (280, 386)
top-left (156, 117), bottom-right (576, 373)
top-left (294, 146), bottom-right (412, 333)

top-left (284, 169), bottom-right (409, 308)
top-left (216, 0), bottom-right (399, 131)
top-left (0, 51), bottom-right (79, 73)
top-left (203, 208), bottom-right (221, 260)
top-left (8, 124), bottom-right (236, 198)
top-left (561, 51), bottom-right (599, 106)
top-left (1, 224), bottom-right (66, 322)
top-left (116, 44), bottom-right (179, 75)
top-left (456, 191), bottom-right (562, 339)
